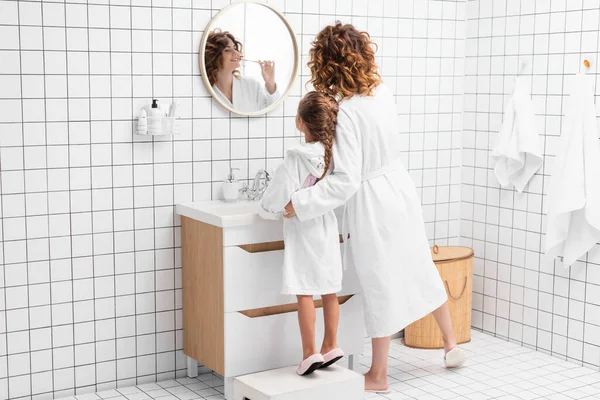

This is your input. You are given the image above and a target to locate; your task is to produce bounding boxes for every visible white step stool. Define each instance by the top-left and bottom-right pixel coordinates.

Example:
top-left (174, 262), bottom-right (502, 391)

top-left (233, 365), bottom-right (364, 400)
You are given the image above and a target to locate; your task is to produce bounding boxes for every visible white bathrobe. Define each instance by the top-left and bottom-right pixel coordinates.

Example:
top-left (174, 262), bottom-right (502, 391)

top-left (491, 76), bottom-right (542, 193)
top-left (260, 142), bottom-right (342, 295)
top-left (213, 75), bottom-right (279, 113)
top-left (290, 85), bottom-right (448, 338)
top-left (546, 73), bottom-right (600, 267)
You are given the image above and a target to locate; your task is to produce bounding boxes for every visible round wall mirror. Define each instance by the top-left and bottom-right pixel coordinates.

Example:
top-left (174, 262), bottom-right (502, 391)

top-left (198, 1), bottom-right (299, 116)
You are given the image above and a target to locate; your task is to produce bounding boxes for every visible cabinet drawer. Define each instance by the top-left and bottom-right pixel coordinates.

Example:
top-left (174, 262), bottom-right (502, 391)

top-left (223, 242), bottom-right (362, 313)
top-left (223, 219), bottom-right (284, 246)
top-left (224, 294), bottom-right (364, 377)
top-left (223, 243), bottom-right (295, 312)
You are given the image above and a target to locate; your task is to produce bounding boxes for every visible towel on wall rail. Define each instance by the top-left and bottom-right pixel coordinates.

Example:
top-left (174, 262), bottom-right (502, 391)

top-left (545, 72), bottom-right (600, 267)
top-left (491, 76), bottom-right (543, 193)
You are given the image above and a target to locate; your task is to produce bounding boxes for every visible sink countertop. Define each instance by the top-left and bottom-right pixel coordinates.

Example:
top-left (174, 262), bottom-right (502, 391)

top-left (176, 200), bottom-right (345, 228)
top-left (175, 200), bottom-right (267, 228)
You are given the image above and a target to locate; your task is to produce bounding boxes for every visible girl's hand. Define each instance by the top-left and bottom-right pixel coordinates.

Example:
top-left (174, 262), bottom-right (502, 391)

top-left (259, 60), bottom-right (276, 94)
top-left (284, 201), bottom-right (296, 218)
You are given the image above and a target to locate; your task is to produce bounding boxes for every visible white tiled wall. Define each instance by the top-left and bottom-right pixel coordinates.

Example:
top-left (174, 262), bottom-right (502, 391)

top-left (0, 0), bottom-right (465, 398)
top-left (393, 1), bottom-right (465, 245)
top-left (463, 0), bottom-right (600, 371)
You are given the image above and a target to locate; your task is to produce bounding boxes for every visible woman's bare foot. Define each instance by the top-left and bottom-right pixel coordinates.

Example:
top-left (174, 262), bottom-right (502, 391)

top-left (444, 339), bottom-right (458, 355)
top-left (364, 370), bottom-right (388, 391)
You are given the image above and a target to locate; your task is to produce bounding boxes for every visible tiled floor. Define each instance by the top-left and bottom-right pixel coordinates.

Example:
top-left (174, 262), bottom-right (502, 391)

top-left (63, 331), bottom-right (600, 400)
top-left (360, 331), bottom-right (600, 400)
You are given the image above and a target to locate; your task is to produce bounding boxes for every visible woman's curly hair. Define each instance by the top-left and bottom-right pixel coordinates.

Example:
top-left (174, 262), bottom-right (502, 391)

top-left (308, 21), bottom-right (382, 100)
top-left (204, 29), bottom-right (242, 86)
top-left (297, 91), bottom-right (339, 180)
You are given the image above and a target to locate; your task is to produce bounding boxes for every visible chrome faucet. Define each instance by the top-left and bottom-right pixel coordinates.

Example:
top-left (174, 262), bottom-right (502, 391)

top-left (241, 169), bottom-right (271, 200)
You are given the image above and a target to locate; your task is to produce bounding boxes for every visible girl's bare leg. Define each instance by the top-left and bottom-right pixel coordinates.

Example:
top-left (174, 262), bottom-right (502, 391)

top-left (297, 295), bottom-right (317, 359)
top-left (320, 293), bottom-right (339, 354)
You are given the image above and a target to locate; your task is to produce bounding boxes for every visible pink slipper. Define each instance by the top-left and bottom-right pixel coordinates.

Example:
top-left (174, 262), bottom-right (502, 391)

top-left (319, 348), bottom-right (344, 369)
top-left (296, 353), bottom-right (324, 376)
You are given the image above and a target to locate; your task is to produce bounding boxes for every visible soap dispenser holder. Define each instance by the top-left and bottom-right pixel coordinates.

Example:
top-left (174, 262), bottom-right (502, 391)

top-left (136, 99), bottom-right (180, 136)
top-left (223, 167), bottom-right (242, 203)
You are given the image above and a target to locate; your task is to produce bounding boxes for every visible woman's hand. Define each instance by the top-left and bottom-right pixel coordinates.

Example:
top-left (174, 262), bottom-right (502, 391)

top-left (259, 60), bottom-right (276, 94)
top-left (284, 201), bottom-right (296, 218)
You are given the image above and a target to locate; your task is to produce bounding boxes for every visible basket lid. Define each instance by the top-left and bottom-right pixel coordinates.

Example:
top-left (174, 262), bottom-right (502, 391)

top-left (430, 245), bottom-right (473, 262)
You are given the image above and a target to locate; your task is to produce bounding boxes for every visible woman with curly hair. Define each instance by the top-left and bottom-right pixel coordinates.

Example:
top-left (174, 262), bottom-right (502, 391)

top-left (284, 22), bottom-right (467, 392)
top-left (204, 29), bottom-right (279, 112)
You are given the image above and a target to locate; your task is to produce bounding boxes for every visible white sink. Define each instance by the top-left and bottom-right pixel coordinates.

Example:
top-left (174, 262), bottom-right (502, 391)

top-left (175, 200), bottom-right (268, 227)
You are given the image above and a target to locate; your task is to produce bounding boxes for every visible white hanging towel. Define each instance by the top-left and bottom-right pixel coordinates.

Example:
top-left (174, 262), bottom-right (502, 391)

top-left (491, 76), bottom-right (543, 193)
top-left (546, 72), bottom-right (600, 267)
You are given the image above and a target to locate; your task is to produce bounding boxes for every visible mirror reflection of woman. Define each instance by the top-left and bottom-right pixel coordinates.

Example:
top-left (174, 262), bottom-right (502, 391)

top-left (205, 30), bottom-right (279, 112)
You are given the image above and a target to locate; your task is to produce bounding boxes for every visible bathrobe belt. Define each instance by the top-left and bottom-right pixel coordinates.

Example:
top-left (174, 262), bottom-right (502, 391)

top-left (361, 159), bottom-right (402, 182)
top-left (340, 159), bottom-right (402, 270)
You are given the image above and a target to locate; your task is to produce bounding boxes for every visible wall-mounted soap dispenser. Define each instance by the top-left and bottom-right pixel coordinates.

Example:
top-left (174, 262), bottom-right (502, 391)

top-left (136, 99), bottom-right (180, 135)
top-left (223, 167), bottom-right (241, 203)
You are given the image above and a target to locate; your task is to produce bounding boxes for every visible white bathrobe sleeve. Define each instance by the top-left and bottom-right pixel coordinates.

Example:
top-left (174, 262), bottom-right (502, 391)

top-left (260, 155), bottom-right (299, 219)
top-left (256, 81), bottom-right (279, 110)
top-left (241, 77), bottom-right (279, 111)
top-left (223, 77), bottom-right (281, 113)
top-left (290, 109), bottom-right (362, 221)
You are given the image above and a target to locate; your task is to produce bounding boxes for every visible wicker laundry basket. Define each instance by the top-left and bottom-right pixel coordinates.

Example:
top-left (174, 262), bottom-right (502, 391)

top-left (404, 245), bottom-right (474, 349)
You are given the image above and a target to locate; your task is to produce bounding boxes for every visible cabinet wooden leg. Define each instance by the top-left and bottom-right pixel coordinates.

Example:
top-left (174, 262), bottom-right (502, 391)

top-left (186, 356), bottom-right (198, 378)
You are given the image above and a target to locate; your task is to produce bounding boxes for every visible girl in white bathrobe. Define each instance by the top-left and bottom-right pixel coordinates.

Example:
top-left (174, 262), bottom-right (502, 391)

top-left (260, 92), bottom-right (345, 376)
top-left (283, 22), bottom-right (467, 392)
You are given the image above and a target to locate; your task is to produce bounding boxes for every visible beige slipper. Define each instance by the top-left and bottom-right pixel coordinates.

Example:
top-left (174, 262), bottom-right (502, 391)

top-left (444, 347), bottom-right (467, 368)
top-left (364, 388), bottom-right (391, 394)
